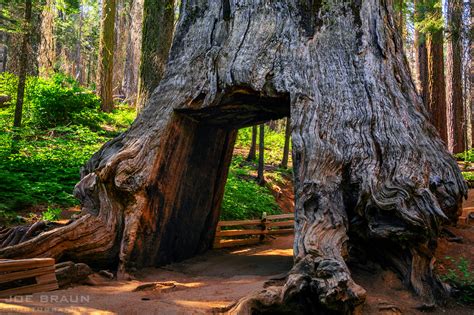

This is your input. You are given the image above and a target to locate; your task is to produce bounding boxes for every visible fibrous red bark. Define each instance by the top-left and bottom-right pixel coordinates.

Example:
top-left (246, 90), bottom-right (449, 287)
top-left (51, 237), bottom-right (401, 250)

top-left (0, 0), bottom-right (466, 313)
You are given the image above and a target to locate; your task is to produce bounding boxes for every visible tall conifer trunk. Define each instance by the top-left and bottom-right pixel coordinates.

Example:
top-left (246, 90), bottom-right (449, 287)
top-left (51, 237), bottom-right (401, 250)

top-left (97, 0), bottom-right (117, 112)
top-left (446, 0), bottom-right (465, 153)
top-left (136, 0), bottom-right (175, 110)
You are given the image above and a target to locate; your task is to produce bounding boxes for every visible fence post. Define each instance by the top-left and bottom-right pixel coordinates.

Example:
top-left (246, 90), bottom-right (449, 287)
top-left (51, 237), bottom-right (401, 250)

top-left (260, 212), bottom-right (267, 242)
top-left (214, 225), bottom-right (222, 248)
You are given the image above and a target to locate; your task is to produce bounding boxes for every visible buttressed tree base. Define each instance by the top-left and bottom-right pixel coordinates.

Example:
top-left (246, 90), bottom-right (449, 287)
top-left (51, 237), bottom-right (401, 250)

top-left (0, 0), bottom-right (466, 313)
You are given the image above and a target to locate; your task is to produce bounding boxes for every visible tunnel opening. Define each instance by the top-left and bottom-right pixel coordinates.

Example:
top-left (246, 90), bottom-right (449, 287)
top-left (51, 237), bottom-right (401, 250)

top-left (151, 89), bottom-right (293, 265)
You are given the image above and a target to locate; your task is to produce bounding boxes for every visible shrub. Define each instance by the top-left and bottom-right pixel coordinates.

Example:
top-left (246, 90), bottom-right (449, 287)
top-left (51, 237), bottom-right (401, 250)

top-left (220, 156), bottom-right (281, 220)
top-left (0, 72), bottom-right (101, 129)
top-left (27, 73), bottom-right (101, 128)
top-left (42, 206), bottom-right (62, 222)
top-left (440, 256), bottom-right (474, 304)
top-left (455, 150), bottom-right (474, 163)
top-left (235, 125), bottom-right (292, 166)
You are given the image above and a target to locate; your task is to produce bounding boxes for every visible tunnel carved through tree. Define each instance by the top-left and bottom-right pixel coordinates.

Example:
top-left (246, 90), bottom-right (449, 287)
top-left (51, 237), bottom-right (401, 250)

top-left (0, 0), bottom-right (466, 313)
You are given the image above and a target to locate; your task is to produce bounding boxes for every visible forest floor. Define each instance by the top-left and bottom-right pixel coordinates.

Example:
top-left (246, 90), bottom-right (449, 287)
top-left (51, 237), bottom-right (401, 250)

top-left (1, 196), bottom-right (473, 314)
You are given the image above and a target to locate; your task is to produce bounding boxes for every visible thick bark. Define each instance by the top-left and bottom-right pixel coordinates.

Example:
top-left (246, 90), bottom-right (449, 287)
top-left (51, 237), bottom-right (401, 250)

top-left (257, 124), bottom-right (265, 185)
top-left (0, 0), bottom-right (466, 312)
top-left (136, 0), bottom-right (175, 110)
top-left (1, 32), bottom-right (7, 73)
top-left (74, 6), bottom-right (83, 84)
top-left (280, 116), bottom-right (291, 169)
top-left (427, 28), bottom-right (448, 143)
top-left (247, 125), bottom-right (257, 161)
top-left (13, 0), bottom-right (32, 129)
top-left (446, 0), bottom-right (465, 153)
top-left (112, 0), bottom-right (128, 97)
top-left (414, 0), bottom-right (429, 103)
top-left (97, 0), bottom-right (116, 112)
top-left (121, 0), bottom-right (143, 105)
top-left (38, 0), bottom-right (55, 76)
top-left (471, 1), bottom-right (474, 148)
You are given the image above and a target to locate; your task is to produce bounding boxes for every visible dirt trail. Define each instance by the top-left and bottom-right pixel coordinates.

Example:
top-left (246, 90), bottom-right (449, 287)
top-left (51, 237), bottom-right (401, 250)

top-left (1, 232), bottom-right (473, 314)
top-left (0, 238), bottom-right (294, 314)
top-left (1, 194), bottom-right (474, 314)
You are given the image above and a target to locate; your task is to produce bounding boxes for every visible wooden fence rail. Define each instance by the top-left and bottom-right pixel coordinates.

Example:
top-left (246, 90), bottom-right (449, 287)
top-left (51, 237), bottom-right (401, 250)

top-left (213, 213), bottom-right (294, 249)
top-left (0, 258), bottom-right (59, 297)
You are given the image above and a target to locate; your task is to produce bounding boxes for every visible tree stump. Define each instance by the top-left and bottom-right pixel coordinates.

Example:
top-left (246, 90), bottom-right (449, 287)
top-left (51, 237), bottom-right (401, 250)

top-left (0, 0), bottom-right (466, 312)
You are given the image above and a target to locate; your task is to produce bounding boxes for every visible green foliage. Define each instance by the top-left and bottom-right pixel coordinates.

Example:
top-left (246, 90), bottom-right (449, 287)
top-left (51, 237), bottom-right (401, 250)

top-left (0, 125), bottom-right (107, 213)
top-left (462, 172), bottom-right (474, 181)
top-left (235, 125), bottom-right (292, 166)
top-left (28, 73), bottom-right (101, 128)
top-left (0, 72), bottom-right (103, 129)
top-left (0, 73), bottom-right (136, 221)
top-left (220, 156), bottom-right (281, 221)
top-left (440, 256), bottom-right (474, 304)
top-left (0, 72), bottom-right (136, 131)
top-left (455, 149), bottom-right (474, 163)
top-left (414, 0), bottom-right (444, 35)
top-left (41, 206), bottom-right (62, 221)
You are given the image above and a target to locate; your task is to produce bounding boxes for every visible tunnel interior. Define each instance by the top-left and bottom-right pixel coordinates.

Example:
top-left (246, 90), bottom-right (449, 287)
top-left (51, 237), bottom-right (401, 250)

top-left (151, 89), bottom-right (292, 265)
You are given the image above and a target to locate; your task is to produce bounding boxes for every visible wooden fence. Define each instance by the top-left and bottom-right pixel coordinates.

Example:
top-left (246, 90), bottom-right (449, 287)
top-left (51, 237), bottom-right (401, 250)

top-left (0, 258), bottom-right (58, 297)
top-left (213, 213), bottom-right (294, 249)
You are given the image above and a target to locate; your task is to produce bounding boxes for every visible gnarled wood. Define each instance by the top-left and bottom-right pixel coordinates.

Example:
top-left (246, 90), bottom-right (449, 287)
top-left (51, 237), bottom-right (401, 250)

top-left (0, 0), bottom-right (466, 312)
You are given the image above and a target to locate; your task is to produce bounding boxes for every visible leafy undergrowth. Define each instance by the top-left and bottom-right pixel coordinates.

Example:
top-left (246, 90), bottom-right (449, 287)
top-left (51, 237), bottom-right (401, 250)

top-left (220, 126), bottom-right (293, 221)
top-left (1, 72), bottom-right (293, 225)
top-left (462, 172), bottom-right (474, 181)
top-left (456, 150), bottom-right (474, 163)
top-left (235, 126), bottom-right (292, 166)
top-left (438, 256), bottom-right (474, 304)
top-left (220, 155), bottom-right (281, 221)
top-left (0, 73), bottom-right (136, 225)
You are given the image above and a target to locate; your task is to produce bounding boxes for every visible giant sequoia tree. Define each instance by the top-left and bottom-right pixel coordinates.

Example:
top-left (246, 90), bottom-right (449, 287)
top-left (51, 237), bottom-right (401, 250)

top-left (0, 0), bottom-right (466, 313)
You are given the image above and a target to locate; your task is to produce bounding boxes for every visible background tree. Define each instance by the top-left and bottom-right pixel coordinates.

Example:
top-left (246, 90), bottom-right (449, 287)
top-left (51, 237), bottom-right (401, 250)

top-left (13, 0), bottom-right (33, 129)
top-left (257, 124), bottom-right (264, 185)
top-left (0, 32), bottom-right (7, 73)
top-left (416, 0), bottom-right (447, 142)
top-left (38, 0), bottom-right (55, 76)
top-left (121, 0), bottom-right (143, 104)
top-left (96, 0), bottom-right (116, 112)
top-left (280, 117), bottom-right (291, 169)
top-left (414, 0), bottom-right (429, 104)
top-left (446, 0), bottom-right (465, 153)
top-left (136, 0), bottom-right (175, 109)
top-left (246, 125), bottom-right (257, 161)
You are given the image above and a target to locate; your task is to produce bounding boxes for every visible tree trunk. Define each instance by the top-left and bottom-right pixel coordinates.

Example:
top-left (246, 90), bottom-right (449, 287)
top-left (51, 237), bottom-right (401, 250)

top-left (97, 0), bottom-right (116, 112)
top-left (121, 0), bottom-right (143, 105)
top-left (1, 32), bottom-right (7, 73)
top-left (427, 23), bottom-right (448, 143)
top-left (471, 1), bottom-right (474, 148)
top-left (38, 0), bottom-right (56, 76)
top-left (75, 5), bottom-right (83, 84)
top-left (257, 124), bottom-right (265, 185)
top-left (414, 0), bottom-right (429, 103)
top-left (13, 0), bottom-right (32, 129)
top-left (446, 0), bottom-right (465, 154)
top-left (112, 0), bottom-right (128, 98)
top-left (246, 125), bottom-right (257, 161)
top-left (280, 117), bottom-right (291, 169)
top-left (0, 1), bottom-right (466, 312)
top-left (136, 0), bottom-right (175, 110)
top-left (1, 44), bottom-right (6, 73)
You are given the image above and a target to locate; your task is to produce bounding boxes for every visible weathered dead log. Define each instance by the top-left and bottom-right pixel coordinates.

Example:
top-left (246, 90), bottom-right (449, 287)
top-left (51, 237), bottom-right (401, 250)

top-left (0, 0), bottom-right (466, 312)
